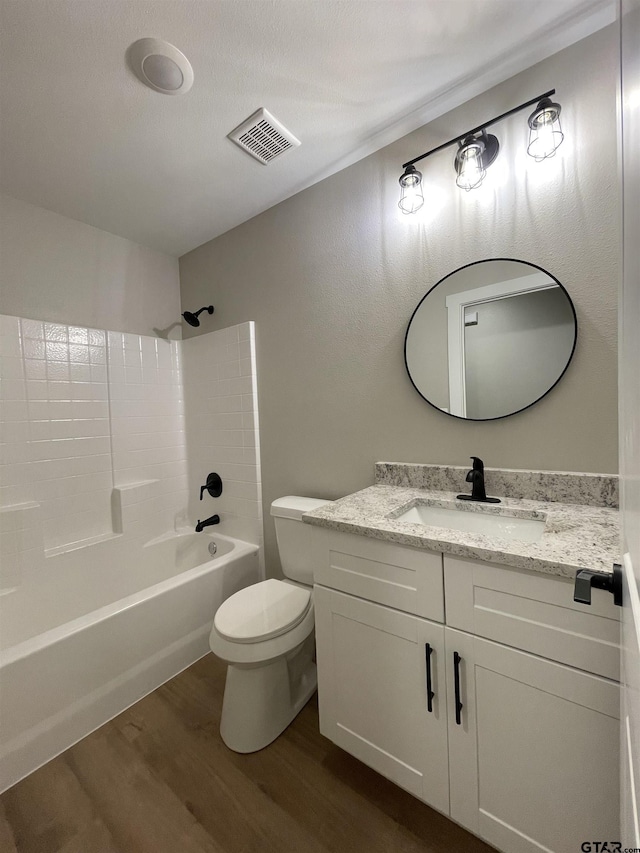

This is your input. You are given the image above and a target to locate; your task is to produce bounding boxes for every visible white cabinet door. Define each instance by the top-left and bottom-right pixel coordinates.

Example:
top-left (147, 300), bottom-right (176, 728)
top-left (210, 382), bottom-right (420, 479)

top-left (446, 627), bottom-right (620, 853)
top-left (314, 584), bottom-right (449, 814)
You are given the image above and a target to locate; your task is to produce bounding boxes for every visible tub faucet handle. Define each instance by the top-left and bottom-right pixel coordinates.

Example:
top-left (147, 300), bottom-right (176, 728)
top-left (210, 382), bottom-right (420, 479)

top-left (199, 472), bottom-right (223, 500)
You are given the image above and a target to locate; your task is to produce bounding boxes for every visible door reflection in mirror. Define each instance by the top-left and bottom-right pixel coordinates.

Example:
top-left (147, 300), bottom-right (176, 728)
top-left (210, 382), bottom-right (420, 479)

top-left (404, 259), bottom-right (577, 421)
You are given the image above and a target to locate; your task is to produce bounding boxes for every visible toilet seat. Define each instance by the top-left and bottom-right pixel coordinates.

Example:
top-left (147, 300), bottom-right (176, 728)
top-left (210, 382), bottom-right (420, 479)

top-left (214, 579), bottom-right (311, 644)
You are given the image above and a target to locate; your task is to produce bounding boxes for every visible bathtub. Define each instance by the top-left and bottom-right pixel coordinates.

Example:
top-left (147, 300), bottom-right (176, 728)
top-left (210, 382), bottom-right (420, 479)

top-left (0, 531), bottom-right (260, 793)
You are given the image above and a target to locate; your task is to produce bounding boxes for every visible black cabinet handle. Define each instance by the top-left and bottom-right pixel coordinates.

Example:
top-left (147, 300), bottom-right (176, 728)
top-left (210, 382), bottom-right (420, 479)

top-left (574, 563), bottom-right (623, 606)
top-left (425, 643), bottom-right (435, 713)
top-left (453, 651), bottom-right (463, 725)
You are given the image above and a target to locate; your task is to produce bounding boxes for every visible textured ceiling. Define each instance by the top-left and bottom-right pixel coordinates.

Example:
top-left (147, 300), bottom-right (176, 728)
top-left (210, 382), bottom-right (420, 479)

top-left (0, 0), bottom-right (615, 256)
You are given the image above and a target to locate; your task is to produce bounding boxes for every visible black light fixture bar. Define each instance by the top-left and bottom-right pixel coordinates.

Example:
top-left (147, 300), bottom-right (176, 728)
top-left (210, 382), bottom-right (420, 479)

top-left (402, 89), bottom-right (556, 170)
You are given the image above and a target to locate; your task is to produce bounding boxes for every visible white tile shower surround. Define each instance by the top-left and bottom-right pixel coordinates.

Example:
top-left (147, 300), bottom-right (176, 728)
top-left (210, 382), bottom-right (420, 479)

top-left (107, 330), bottom-right (189, 544)
top-left (0, 315), bottom-right (262, 590)
top-left (182, 323), bottom-right (263, 554)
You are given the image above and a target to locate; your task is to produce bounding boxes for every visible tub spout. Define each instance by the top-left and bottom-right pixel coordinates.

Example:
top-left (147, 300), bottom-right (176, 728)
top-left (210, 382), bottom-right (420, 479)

top-left (195, 514), bottom-right (220, 533)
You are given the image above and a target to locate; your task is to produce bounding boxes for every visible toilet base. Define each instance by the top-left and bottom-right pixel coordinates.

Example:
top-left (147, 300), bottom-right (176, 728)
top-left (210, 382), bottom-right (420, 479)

top-left (219, 634), bottom-right (317, 753)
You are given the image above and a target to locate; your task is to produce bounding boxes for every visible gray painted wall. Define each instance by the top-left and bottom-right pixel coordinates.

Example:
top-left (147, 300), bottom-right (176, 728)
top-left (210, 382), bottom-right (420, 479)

top-left (0, 195), bottom-right (181, 337)
top-left (180, 27), bottom-right (619, 575)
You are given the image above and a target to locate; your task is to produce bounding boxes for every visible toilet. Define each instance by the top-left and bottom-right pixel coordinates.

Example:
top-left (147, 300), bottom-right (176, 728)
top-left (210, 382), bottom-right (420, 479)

top-left (209, 495), bottom-right (331, 753)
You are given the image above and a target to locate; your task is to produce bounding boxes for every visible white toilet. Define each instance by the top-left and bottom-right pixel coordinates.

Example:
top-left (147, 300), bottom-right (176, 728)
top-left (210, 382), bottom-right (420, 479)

top-left (209, 495), bottom-right (331, 753)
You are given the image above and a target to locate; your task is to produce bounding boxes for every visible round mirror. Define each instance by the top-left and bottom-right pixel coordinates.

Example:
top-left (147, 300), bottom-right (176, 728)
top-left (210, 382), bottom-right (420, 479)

top-left (404, 258), bottom-right (577, 421)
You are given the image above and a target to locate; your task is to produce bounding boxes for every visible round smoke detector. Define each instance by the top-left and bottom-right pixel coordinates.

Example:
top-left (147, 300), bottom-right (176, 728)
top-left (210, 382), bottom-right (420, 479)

top-left (128, 38), bottom-right (193, 95)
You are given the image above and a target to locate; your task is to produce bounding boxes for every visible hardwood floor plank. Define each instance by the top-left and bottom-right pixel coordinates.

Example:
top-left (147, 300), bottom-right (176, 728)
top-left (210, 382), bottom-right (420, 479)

top-left (0, 801), bottom-right (18, 853)
top-left (65, 725), bottom-right (224, 853)
top-left (0, 757), bottom-right (121, 853)
top-left (111, 687), bottom-right (331, 853)
top-left (1, 653), bottom-right (495, 853)
top-left (55, 820), bottom-right (122, 853)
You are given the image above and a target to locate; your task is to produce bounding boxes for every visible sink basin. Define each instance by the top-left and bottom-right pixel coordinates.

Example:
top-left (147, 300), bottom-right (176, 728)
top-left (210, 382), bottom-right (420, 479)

top-left (393, 503), bottom-right (546, 543)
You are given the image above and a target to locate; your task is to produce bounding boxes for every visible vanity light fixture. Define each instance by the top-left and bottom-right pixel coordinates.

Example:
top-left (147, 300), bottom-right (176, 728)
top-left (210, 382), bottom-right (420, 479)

top-left (454, 131), bottom-right (499, 191)
top-left (455, 136), bottom-right (486, 191)
top-left (398, 164), bottom-right (425, 213)
top-left (398, 89), bottom-right (563, 212)
top-left (527, 97), bottom-right (564, 160)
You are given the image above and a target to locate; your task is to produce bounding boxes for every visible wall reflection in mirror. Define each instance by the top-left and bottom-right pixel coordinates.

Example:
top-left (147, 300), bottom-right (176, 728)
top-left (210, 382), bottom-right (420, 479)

top-left (404, 259), bottom-right (577, 421)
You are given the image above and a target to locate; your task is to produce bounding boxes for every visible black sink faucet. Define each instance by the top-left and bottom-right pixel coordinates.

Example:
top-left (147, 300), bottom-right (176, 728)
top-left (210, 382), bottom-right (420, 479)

top-left (195, 514), bottom-right (220, 532)
top-left (457, 457), bottom-right (501, 504)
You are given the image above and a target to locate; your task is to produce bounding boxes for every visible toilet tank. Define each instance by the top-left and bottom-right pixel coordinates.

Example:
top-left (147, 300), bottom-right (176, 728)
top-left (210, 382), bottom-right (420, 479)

top-left (271, 496), bottom-right (332, 585)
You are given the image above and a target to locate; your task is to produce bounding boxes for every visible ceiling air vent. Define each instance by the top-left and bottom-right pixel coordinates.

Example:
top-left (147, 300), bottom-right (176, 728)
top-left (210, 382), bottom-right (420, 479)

top-left (228, 108), bottom-right (301, 165)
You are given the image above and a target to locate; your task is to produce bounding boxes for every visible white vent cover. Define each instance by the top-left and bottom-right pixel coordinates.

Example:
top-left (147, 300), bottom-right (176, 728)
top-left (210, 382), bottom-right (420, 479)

top-left (228, 108), bottom-right (301, 164)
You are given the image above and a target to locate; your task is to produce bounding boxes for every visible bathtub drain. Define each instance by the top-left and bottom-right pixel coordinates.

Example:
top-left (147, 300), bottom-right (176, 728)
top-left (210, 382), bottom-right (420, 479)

top-left (208, 541), bottom-right (218, 557)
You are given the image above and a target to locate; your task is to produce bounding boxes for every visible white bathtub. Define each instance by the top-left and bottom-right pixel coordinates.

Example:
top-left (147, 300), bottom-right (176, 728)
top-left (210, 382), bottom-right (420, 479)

top-left (0, 531), bottom-right (260, 793)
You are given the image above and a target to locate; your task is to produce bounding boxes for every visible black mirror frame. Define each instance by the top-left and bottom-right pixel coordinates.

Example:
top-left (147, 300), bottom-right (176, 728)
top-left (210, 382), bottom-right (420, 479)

top-left (403, 257), bottom-right (578, 422)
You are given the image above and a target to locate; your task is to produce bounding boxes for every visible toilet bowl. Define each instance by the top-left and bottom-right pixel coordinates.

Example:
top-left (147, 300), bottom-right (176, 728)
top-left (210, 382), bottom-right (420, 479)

top-left (209, 496), bottom-right (331, 753)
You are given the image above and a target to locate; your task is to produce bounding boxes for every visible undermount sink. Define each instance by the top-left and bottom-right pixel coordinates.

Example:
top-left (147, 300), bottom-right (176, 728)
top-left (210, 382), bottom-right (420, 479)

top-left (393, 502), bottom-right (547, 543)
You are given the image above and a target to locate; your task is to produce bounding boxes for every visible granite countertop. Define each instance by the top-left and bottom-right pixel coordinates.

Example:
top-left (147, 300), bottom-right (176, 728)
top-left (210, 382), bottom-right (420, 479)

top-left (303, 484), bottom-right (620, 580)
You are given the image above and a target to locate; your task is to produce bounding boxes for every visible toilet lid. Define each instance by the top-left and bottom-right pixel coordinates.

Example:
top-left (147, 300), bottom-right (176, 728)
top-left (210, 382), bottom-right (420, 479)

top-left (214, 579), bottom-right (312, 644)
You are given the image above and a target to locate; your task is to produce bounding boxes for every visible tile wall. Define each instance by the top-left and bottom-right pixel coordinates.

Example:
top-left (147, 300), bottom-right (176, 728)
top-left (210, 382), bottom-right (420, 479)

top-left (108, 331), bottom-right (188, 542)
top-left (7, 318), bottom-right (112, 551)
top-left (182, 322), bottom-right (263, 553)
top-left (0, 314), bottom-right (263, 595)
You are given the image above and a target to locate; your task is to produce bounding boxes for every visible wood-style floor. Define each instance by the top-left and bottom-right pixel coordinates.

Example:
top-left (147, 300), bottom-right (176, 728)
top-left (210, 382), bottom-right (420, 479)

top-left (0, 654), bottom-right (494, 853)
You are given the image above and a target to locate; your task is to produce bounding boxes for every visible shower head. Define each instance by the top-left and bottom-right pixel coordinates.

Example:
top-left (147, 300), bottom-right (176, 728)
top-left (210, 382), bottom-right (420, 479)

top-left (182, 305), bottom-right (214, 327)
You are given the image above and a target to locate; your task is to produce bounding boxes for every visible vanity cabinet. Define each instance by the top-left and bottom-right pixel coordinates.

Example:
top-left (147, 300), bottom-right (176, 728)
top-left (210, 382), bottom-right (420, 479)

top-left (445, 627), bottom-right (620, 852)
top-left (314, 586), bottom-right (450, 814)
top-left (443, 555), bottom-right (621, 852)
top-left (312, 528), bottom-right (621, 853)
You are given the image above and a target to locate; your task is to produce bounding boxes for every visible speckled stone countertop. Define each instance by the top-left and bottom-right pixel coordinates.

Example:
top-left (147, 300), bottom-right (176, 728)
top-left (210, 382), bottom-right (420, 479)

top-left (375, 462), bottom-right (619, 508)
top-left (303, 485), bottom-right (620, 580)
